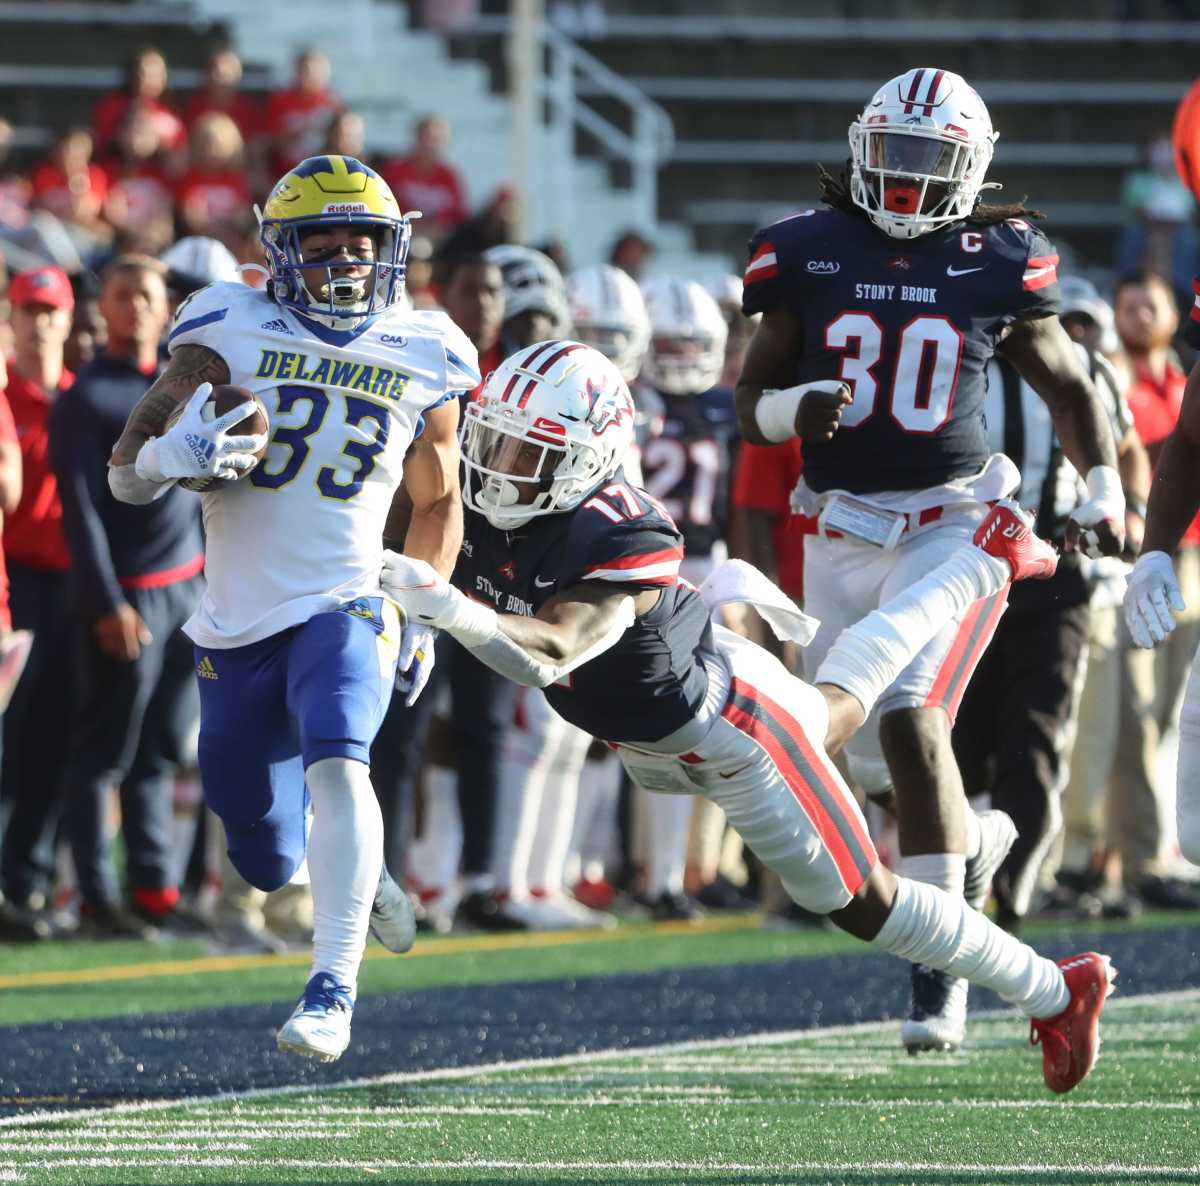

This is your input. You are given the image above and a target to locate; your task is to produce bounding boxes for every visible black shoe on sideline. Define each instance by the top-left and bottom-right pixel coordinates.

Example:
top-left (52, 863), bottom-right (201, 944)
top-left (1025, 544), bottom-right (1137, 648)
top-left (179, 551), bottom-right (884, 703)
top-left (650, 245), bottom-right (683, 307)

top-left (456, 890), bottom-right (528, 932)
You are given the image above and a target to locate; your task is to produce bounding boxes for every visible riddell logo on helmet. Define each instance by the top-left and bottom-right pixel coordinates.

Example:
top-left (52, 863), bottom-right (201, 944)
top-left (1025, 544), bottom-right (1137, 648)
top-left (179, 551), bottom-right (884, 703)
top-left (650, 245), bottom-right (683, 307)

top-left (324, 202), bottom-right (369, 214)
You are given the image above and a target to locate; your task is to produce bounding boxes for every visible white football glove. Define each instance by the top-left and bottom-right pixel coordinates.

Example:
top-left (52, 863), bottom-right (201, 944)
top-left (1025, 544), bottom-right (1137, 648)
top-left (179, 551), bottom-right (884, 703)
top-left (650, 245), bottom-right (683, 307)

top-left (135, 382), bottom-right (268, 484)
top-left (394, 623), bottom-right (438, 707)
top-left (380, 550), bottom-right (497, 647)
top-left (1124, 550), bottom-right (1185, 649)
top-left (1067, 465), bottom-right (1125, 559)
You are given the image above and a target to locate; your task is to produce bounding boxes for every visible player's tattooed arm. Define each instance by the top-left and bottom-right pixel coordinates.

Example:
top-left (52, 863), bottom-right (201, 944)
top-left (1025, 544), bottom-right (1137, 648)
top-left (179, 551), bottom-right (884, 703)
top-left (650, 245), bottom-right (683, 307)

top-left (1000, 314), bottom-right (1124, 556)
top-left (110, 344), bottom-right (231, 467)
top-left (1140, 359), bottom-right (1200, 557)
top-left (399, 398), bottom-right (463, 579)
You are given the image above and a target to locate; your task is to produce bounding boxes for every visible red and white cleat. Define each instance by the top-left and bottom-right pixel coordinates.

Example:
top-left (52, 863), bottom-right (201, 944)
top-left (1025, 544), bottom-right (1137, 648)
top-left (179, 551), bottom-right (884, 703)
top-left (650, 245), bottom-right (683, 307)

top-left (973, 500), bottom-right (1059, 581)
top-left (1030, 951), bottom-right (1117, 1094)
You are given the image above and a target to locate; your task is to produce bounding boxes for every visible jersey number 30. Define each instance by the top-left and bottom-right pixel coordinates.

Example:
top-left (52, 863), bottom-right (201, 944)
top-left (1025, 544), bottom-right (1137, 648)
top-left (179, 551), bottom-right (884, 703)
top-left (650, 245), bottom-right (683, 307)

top-left (824, 313), bottom-right (964, 435)
top-left (250, 386), bottom-right (389, 500)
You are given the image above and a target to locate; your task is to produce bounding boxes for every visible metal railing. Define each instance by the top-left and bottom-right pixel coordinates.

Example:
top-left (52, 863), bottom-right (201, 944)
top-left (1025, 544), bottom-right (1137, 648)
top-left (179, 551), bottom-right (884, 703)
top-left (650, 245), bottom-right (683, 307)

top-left (474, 15), bottom-right (674, 239)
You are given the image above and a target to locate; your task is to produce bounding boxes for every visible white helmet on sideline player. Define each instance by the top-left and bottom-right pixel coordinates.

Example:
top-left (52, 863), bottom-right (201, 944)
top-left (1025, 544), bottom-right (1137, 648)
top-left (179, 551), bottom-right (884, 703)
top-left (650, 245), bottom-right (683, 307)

top-left (461, 340), bottom-right (635, 529)
top-left (567, 264), bottom-right (651, 383)
top-left (484, 244), bottom-right (572, 334)
top-left (849, 67), bottom-right (997, 240)
top-left (639, 275), bottom-right (728, 395)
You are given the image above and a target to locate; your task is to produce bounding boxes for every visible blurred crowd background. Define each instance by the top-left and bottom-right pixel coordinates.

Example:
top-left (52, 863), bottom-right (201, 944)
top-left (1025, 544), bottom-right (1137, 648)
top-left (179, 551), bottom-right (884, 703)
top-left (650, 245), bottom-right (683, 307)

top-left (0, 0), bottom-right (1199, 954)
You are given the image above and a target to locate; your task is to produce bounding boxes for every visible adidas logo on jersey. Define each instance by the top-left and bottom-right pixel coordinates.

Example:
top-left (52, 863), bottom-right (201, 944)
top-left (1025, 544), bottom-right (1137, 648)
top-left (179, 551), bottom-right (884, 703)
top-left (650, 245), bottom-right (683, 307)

top-left (261, 318), bottom-right (294, 335)
top-left (196, 656), bottom-right (219, 680)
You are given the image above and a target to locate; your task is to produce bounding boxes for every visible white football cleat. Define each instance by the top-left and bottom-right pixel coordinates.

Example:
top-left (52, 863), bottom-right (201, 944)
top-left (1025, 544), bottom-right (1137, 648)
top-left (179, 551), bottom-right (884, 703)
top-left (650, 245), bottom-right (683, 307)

top-left (369, 866), bottom-right (417, 954)
top-left (964, 809), bottom-right (1018, 912)
top-left (276, 972), bottom-right (354, 1062)
top-left (902, 964), bottom-right (968, 1054)
top-left (500, 893), bottom-right (617, 931)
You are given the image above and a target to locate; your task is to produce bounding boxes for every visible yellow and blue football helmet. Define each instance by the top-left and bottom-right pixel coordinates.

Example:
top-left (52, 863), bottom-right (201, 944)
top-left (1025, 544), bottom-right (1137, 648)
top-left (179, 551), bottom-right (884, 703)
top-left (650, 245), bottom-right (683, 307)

top-left (259, 155), bottom-right (412, 326)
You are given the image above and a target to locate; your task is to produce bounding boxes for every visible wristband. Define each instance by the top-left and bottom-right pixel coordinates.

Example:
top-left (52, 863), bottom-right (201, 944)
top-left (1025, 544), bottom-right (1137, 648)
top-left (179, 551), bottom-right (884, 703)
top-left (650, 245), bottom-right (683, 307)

top-left (754, 387), bottom-right (804, 443)
top-left (1084, 465), bottom-right (1123, 514)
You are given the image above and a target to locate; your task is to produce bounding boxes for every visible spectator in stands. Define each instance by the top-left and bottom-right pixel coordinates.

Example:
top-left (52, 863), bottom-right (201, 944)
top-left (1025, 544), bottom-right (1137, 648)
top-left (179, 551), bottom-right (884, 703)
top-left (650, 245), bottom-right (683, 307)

top-left (1106, 269), bottom-right (1200, 910)
top-left (30, 129), bottom-right (110, 242)
top-left (0, 268), bottom-right (77, 933)
top-left (184, 47), bottom-right (261, 145)
top-left (174, 113), bottom-right (251, 250)
top-left (380, 115), bottom-right (468, 239)
top-left (435, 185), bottom-right (518, 260)
top-left (405, 235), bottom-right (437, 309)
top-left (101, 108), bottom-right (177, 256)
top-left (264, 48), bottom-right (342, 177)
top-left (51, 255), bottom-right (204, 939)
top-left (1119, 134), bottom-right (1199, 310)
top-left (323, 111), bottom-right (369, 165)
top-left (65, 272), bottom-right (105, 373)
top-left (0, 119), bottom-right (31, 231)
top-left (91, 46), bottom-right (186, 158)
top-left (609, 229), bottom-right (653, 282)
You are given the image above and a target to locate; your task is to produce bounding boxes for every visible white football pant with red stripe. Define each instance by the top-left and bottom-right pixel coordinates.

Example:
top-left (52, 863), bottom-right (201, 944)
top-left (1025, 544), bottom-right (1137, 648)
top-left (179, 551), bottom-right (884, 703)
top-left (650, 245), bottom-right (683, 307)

top-left (800, 504), bottom-right (1005, 796)
top-left (617, 627), bottom-right (876, 914)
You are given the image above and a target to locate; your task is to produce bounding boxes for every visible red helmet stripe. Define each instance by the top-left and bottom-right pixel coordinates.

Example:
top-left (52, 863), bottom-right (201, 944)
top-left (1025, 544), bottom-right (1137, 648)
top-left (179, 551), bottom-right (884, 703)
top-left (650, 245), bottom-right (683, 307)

top-left (905, 69), bottom-right (926, 105)
top-left (500, 341), bottom-right (558, 403)
top-left (516, 342), bottom-right (588, 409)
top-left (925, 69), bottom-right (945, 108)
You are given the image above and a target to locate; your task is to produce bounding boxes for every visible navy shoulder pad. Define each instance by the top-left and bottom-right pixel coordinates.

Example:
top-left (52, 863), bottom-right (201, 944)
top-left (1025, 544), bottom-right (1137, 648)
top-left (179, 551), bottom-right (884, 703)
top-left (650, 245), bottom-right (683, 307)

top-left (742, 208), bottom-right (837, 316)
top-left (560, 480), bottom-right (684, 589)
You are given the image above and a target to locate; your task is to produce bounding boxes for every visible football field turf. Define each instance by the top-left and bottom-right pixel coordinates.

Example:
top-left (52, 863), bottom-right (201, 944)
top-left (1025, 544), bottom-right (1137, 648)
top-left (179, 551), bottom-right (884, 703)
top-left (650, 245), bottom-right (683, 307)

top-left (2, 990), bottom-right (1197, 1185)
top-left (1, 915), bottom-right (1197, 1185)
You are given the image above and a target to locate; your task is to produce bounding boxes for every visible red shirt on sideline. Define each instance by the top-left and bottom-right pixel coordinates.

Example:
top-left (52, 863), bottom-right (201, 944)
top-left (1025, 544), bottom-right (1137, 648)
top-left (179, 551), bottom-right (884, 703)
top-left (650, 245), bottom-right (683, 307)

top-left (731, 438), bottom-right (805, 600)
top-left (0, 389), bottom-right (21, 630)
top-left (1125, 358), bottom-right (1200, 546)
top-left (264, 87), bottom-right (341, 175)
top-left (92, 92), bottom-right (186, 154)
top-left (3, 365), bottom-right (74, 574)
top-left (380, 156), bottom-right (468, 230)
top-left (183, 90), bottom-right (262, 141)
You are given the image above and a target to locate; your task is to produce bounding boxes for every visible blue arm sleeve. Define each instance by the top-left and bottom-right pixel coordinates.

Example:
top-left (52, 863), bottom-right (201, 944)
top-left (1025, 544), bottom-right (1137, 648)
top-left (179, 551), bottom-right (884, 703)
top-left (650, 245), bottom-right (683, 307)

top-left (50, 391), bottom-right (125, 619)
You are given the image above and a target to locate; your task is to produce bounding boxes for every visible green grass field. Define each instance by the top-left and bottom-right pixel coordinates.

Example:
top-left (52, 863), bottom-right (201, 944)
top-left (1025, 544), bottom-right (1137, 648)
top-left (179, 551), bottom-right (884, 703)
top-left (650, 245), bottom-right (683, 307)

top-left (3, 989), bottom-right (1197, 1186)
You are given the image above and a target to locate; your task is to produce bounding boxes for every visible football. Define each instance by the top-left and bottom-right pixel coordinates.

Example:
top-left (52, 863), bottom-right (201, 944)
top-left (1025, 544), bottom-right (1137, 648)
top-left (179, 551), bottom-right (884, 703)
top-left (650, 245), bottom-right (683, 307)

top-left (166, 384), bottom-right (270, 493)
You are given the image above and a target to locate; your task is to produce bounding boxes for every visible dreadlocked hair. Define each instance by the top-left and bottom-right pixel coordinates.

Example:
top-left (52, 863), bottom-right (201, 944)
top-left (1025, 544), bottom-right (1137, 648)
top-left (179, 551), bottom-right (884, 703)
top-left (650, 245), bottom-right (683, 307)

top-left (816, 163), bottom-right (1044, 226)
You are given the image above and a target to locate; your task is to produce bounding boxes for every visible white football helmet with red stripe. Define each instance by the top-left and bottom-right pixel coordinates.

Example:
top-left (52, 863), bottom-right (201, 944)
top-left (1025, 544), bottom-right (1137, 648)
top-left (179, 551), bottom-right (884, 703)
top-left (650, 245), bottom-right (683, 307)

top-left (849, 67), bottom-right (997, 240)
top-left (639, 275), bottom-right (728, 395)
top-left (461, 340), bottom-right (636, 529)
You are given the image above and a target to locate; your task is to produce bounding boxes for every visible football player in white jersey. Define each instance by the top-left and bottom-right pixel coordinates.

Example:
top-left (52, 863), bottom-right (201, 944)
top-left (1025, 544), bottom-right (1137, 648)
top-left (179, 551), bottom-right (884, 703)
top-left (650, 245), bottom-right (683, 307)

top-left (106, 155), bottom-right (480, 1061)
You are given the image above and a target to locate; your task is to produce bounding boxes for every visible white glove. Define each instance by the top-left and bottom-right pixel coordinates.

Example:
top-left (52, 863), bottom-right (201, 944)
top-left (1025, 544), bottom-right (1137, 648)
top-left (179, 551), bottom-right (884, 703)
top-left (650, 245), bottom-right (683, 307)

top-left (380, 550), bottom-right (497, 646)
top-left (134, 383), bottom-right (268, 484)
top-left (1124, 550), bottom-right (1185, 648)
top-left (1068, 465), bottom-right (1125, 559)
top-left (394, 623), bottom-right (438, 706)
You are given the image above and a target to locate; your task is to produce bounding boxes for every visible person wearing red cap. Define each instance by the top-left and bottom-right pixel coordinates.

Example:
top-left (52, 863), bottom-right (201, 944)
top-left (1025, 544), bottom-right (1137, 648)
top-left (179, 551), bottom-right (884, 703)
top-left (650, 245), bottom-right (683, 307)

top-left (0, 266), bottom-right (75, 935)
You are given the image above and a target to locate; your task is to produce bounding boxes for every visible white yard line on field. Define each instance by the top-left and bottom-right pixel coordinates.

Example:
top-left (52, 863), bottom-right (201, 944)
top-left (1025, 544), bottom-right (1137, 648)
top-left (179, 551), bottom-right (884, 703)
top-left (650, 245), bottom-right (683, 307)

top-left (1, 986), bottom-right (1195, 1131)
top-left (10, 1157), bottom-right (1200, 1177)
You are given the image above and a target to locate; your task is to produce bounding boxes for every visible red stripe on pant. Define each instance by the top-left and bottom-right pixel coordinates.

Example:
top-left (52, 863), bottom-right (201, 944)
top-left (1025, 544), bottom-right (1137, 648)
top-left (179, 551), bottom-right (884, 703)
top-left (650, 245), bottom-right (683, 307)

top-left (722, 677), bottom-right (876, 899)
top-left (924, 587), bottom-right (1010, 720)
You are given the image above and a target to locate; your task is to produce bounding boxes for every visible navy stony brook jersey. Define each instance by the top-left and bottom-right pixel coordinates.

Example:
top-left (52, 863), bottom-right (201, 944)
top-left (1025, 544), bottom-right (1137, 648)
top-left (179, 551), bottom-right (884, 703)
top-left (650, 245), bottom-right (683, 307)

top-left (454, 471), bottom-right (715, 744)
top-left (742, 207), bottom-right (1061, 494)
top-left (637, 385), bottom-right (740, 559)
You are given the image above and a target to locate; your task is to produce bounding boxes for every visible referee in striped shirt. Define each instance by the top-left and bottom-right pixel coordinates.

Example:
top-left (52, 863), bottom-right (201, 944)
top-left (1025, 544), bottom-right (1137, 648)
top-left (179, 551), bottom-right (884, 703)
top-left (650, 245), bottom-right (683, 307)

top-left (952, 277), bottom-right (1149, 934)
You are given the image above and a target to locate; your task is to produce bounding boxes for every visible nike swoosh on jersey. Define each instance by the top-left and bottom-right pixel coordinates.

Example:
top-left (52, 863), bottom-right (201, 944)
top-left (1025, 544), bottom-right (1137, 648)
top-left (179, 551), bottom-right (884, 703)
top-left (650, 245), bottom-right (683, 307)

top-left (534, 576), bottom-right (556, 588)
top-left (946, 266), bottom-right (986, 277)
